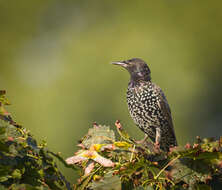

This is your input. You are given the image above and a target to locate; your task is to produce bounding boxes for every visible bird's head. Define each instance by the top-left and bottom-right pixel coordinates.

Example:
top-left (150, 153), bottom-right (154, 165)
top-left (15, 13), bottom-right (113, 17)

top-left (111, 58), bottom-right (151, 82)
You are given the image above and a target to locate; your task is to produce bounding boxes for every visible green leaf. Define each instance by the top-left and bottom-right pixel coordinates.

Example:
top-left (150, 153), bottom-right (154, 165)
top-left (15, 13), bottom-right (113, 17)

top-left (9, 184), bottom-right (47, 190)
top-left (195, 184), bottom-right (211, 190)
top-left (0, 176), bottom-right (10, 182)
top-left (82, 125), bottom-right (115, 148)
top-left (0, 90), bottom-right (10, 106)
top-left (171, 158), bottom-right (210, 186)
top-left (11, 169), bottom-right (22, 179)
top-left (195, 151), bottom-right (222, 160)
top-left (0, 185), bottom-right (8, 190)
top-left (89, 172), bottom-right (121, 190)
top-left (0, 126), bottom-right (6, 135)
top-left (0, 141), bottom-right (9, 152)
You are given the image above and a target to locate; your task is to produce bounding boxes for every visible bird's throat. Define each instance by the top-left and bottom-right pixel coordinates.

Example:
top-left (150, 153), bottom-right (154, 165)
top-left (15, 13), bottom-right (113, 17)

top-left (129, 75), bottom-right (151, 87)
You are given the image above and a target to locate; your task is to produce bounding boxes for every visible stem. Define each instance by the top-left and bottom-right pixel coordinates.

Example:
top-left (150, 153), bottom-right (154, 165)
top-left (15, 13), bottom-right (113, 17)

top-left (155, 155), bottom-right (180, 179)
top-left (130, 144), bottom-right (136, 162)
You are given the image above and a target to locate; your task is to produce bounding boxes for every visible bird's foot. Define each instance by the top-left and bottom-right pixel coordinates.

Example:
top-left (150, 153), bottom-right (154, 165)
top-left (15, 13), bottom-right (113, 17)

top-left (154, 142), bottom-right (161, 153)
top-left (154, 142), bottom-right (160, 149)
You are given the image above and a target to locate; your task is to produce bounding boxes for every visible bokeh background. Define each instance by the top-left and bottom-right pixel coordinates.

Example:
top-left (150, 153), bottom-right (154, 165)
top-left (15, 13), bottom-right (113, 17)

top-left (1, 0), bottom-right (222, 182)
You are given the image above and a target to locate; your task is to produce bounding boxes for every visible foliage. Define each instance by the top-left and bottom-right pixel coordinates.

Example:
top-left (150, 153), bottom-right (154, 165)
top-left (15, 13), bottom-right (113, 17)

top-left (0, 90), bottom-right (73, 190)
top-left (66, 122), bottom-right (222, 190)
top-left (1, 90), bottom-right (222, 190)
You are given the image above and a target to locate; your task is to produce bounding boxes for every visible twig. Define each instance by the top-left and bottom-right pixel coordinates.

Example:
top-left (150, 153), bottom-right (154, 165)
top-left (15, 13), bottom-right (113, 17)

top-left (155, 155), bottom-right (180, 179)
top-left (115, 120), bottom-right (133, 144)
top-left (130, 144), bottom-right (136, 162)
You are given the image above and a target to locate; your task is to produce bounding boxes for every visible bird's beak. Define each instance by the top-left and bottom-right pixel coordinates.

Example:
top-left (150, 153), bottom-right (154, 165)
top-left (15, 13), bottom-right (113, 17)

top-left (111, 61), bottom-right (128, 68)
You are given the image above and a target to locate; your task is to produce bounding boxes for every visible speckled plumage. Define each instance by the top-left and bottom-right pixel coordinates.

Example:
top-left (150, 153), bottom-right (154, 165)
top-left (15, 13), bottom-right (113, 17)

top-left (112, 58), bottom-right (177, 151)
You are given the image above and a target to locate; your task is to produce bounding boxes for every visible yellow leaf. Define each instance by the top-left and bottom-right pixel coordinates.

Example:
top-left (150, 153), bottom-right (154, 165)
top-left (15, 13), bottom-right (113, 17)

top-left (114, 141), bottom-right (132, 149)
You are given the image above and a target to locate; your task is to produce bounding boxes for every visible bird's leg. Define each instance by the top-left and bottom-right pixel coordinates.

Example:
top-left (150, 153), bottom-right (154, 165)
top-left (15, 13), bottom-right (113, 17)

top-left (135, 134), bottom-right (148, 144)
top-left (155, 128), bottom-right (161, 149)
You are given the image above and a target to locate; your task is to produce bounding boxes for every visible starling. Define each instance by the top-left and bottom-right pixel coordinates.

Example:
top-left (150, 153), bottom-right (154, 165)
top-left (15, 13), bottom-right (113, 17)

top-left (111, 58), bottom-right (177, 151)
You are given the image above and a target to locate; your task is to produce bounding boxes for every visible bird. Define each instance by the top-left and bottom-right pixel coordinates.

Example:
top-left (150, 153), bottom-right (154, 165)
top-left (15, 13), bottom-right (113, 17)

top-left (111, 58), bottom-right (177, 151)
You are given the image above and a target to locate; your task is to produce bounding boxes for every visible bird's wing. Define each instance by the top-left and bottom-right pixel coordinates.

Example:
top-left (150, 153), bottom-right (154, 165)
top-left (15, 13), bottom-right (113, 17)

top-left (154, 84), bottom-right (177, 145)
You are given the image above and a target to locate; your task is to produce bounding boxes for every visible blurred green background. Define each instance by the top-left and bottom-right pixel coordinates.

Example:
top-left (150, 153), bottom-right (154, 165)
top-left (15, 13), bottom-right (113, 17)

top-left (1, 0), bottom-right (222, 182)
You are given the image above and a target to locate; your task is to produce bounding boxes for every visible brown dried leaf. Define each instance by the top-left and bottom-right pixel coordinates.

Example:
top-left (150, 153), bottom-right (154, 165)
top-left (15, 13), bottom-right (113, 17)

top-left (94, 153), bottom-right (115, 167)
top-left (66, 151), bottom-right (88, 164)
top-left (84, 162), bottom-right (95, 176)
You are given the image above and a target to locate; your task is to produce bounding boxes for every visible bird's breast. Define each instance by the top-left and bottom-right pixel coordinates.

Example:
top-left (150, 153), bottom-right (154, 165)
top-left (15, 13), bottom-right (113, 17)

top-left (126, 84), bottom-right (162, 126)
